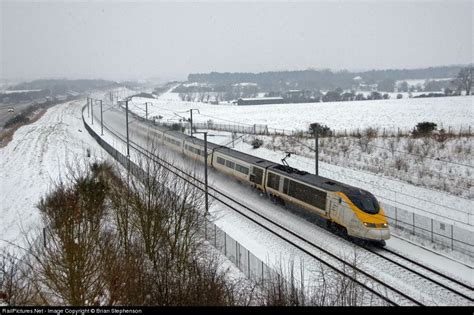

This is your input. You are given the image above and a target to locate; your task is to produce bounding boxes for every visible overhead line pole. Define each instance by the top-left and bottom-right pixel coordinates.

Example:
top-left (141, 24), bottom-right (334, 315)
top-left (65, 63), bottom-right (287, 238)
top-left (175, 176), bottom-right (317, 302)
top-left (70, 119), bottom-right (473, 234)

top-left (315, 129), bottom-right (319, 176)
top-left (126, 100), bottom-right (130, 157)
top-left (188, 109), bottom-right (200, 137)
top-left (100, 100), bottom-right (103, 136)
top-left (190, 109), bottom-right (193, 137)
top-left (91, 98), bottom-right (94, 125)
top-left (194, 131), bottom-right (209, 215)
top-left (204, 132), bottom-right (208, 215)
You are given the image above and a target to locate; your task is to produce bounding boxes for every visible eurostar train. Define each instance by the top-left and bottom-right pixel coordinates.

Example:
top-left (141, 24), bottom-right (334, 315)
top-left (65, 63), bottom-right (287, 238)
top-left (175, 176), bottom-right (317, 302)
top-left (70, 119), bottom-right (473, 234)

top-left (151, 127), bottom-right (390, 243)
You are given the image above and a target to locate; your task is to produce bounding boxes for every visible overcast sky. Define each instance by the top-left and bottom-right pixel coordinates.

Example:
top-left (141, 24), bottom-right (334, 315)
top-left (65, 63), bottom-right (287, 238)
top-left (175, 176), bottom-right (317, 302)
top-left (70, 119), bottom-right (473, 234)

top-left (1, 0), bottom-right (472, 81)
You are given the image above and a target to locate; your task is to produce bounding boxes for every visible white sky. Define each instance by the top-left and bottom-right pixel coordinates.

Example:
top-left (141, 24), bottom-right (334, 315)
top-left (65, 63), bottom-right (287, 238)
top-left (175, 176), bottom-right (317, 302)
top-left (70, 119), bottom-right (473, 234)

top-left (1, 0), bottom-right (472, 81)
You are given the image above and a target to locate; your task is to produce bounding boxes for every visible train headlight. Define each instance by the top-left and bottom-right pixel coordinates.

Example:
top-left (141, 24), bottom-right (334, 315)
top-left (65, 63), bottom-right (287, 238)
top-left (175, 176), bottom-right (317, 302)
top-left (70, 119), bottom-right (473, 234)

top-left (363, 222), bottom-right (376, 228)
top-left (382, 223), bottom-right (388, 228)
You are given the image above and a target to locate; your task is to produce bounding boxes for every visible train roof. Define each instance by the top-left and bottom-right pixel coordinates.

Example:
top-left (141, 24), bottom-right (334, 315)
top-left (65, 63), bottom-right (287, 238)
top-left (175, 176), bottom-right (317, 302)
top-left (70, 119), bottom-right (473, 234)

top-left (214, 145), bottom-right (359, 194)
top-left (213, 146), bottom-right (279, 168)
top-left (269, 164), bottom-right (357, 193)
top-left (147, 123), bottom-right (364, 195)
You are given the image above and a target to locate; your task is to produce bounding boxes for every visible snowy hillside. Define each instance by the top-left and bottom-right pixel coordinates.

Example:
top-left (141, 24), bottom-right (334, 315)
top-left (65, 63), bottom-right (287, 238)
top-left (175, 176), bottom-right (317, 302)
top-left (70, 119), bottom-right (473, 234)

top-left (0, 100), bottom-right (108, 251)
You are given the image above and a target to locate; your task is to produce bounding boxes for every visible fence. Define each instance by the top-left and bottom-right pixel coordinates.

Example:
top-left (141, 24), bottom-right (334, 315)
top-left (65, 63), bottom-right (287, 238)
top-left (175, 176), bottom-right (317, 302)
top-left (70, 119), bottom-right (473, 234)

top-left (203, 220), bottom-right (275, 282)
top-left (82, 105), bottom-right (277, 282)
top-left (382, 202), bottom-right (473, 257)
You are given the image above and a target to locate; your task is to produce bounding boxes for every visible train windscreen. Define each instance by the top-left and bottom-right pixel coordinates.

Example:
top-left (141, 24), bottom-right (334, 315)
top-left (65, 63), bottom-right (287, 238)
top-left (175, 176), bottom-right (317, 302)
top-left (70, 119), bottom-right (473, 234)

top-left (346, 190), bottom-right (380, 214)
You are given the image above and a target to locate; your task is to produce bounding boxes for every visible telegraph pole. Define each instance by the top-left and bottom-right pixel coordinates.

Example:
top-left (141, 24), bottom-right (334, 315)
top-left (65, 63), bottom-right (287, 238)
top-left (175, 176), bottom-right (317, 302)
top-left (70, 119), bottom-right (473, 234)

top-left (87, 97), bottom-right (90, 118)
top-left (145, 102), bottom-right (149, 121)
top-left (126, 100), bottom-right (130, 157)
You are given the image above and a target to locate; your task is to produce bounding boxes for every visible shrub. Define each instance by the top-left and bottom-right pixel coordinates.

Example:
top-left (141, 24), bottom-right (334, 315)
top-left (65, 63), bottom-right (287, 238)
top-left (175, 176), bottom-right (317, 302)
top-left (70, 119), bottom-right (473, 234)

top-left (309, 123), bottom-right (332, 137)
top-left (171, 123), bottom-right (182, 131)
top-left (4, 113), bottom-right (29, 129)
top-left (251, 138), bottom-right (264, 149)
top-left (364, 127), bottom-right (378, 139)
top-left (412, 122), bottom-right (437, 137)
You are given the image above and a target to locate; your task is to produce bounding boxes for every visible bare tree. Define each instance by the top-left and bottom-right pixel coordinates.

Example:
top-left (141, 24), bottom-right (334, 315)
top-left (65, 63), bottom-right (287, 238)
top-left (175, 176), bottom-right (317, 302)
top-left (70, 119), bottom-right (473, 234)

top-left (453, 66), bottom-right (473, 95)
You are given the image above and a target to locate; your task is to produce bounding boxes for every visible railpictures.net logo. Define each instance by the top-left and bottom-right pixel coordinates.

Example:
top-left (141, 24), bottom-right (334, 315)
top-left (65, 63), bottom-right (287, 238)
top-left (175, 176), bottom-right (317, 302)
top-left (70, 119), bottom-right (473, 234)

top-left (0, 309), bottom-right (143, 315)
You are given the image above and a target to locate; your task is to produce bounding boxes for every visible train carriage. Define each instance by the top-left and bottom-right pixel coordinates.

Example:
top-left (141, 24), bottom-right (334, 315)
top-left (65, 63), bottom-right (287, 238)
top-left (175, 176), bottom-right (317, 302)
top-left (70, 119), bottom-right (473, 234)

top-left (212, 147), bottom-right (278, 190)
top-left (149, 124), bottom-right (390, 243)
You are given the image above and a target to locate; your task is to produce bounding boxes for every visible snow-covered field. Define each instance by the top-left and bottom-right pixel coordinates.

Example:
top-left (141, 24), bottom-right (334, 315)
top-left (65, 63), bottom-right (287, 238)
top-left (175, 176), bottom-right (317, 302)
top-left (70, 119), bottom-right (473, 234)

top-left (130, 93), bottom-right (473, 134)
top-left (0, 100), bottom-right (108, 251)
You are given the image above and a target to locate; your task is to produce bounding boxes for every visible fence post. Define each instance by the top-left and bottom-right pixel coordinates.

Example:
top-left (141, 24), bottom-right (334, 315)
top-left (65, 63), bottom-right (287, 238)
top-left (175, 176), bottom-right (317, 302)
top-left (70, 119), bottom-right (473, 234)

top-left (248, 250), bottom-right (251, 278)
top-left (43, 227), bottom-right (47, 248)
top-left (236, 243), bottom-right (239, 268)
top-left (451, 225), bottom-right (454, 250)
top-left (224, 233), bottom-right (227, 256)
top-left (214, 225), bottom-right (217, 247)
top-left (395, 207), bottom-right (398, 228)
top-left (412, 212), bottom-right (415, 235)
top-left (431, 218), bottom-right (433, 242)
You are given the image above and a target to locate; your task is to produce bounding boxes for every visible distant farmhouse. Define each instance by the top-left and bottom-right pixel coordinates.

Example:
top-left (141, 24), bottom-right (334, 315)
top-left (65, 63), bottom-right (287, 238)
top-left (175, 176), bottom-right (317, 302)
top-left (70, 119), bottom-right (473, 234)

top-left (236, 97), bottom-right (285, 105)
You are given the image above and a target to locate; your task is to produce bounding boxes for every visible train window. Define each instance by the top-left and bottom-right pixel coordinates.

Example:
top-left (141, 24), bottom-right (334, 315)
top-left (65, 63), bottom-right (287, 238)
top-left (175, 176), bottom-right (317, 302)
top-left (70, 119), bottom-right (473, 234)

top-left (217, 157), bottom-right (225, 165)
top-left (339, 198), bottom-right (342, 204)
top-left (267, 172), bottom-right (280, 190)
top-left (252, 167), bottom-right (264, 185)
top-left (283, 178), bottom-right (289, 194)
top-left (226, 160), bottom-right (235, 169)
top-left (287, 180), bottom-right (326, 210)
top-left (235, 164), bottom-right (249, 175)
top-left (346, 190), bottom-right (379, 214)
top-left (185, 145), bottom-right (201, 155)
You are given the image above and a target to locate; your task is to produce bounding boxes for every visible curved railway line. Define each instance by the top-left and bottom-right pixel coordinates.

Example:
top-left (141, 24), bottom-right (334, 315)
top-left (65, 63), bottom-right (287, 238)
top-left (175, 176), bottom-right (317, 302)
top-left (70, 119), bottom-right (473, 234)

top-left (84, 103), bottom-right (474, 306)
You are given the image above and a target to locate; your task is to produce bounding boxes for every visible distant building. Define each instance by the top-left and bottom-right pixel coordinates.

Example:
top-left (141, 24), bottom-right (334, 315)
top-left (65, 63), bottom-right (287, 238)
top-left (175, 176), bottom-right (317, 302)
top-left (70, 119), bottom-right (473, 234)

top-left (237, 97), bottom-right (285, 105)
top-left (284, 90), bottom-right (304, 99)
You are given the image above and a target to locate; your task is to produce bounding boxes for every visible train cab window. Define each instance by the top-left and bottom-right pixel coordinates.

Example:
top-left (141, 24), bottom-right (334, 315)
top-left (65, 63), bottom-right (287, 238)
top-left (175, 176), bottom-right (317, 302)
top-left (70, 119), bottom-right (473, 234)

top-left (217, 157), bottom-right (225, 165)
top-left (225, 160), bottom-right (235, 169)
top-left (339, 198), bottom-right (342, 204)
top-left (346, 190), bottom-right (379, 214)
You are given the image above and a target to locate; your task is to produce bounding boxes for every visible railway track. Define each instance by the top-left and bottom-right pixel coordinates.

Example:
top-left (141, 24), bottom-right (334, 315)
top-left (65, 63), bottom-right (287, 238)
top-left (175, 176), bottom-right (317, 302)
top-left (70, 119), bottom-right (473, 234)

top-left (366, 245), bottom-right (473, 301)
top-left (86, 104), bottom-right (473, 306)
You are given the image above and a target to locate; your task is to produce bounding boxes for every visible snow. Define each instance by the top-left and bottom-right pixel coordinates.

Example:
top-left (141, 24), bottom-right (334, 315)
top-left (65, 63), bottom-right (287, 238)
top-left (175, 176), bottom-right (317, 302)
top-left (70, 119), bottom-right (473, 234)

top-left (130, 89), bottom-right (473, 259)
top-left (2, 89), bottom-right (43, 94)
top-left (0, 99), bottom-right (108, 252)
top-left (232, 140), bottom-right (472, 228)
top-left (129, 95), bottom-right (473, 134)
top-left (84, 102), bottom-right (473, 295)
top-left (125, 93), bottom-right (473, 226)
top-left (1, 90), bottom-right (472, 305)
top-left (396, 78), bottom-right (453, 87)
